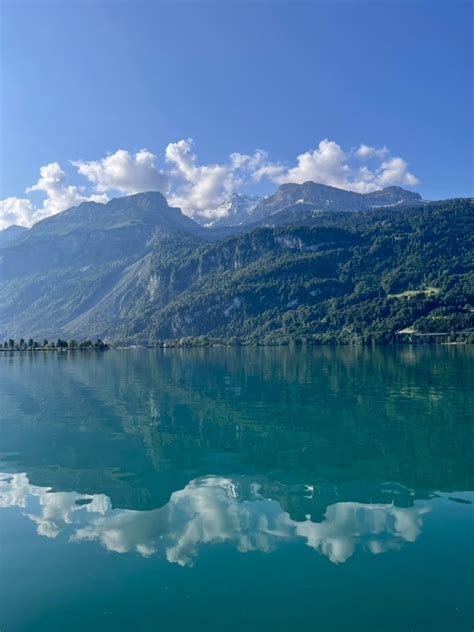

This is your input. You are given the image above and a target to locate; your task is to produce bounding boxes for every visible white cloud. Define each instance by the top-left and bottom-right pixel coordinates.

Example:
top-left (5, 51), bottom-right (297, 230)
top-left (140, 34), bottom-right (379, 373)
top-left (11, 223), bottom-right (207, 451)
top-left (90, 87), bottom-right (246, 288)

top-left (164, 139), bottom-right (266, 219)
top-left (376, 156), bottom-right (419, 188)
top-left (27, 162), bottom-right (107, 218)
top-left (0, 197), bottom-right (34, 230)
top-left (0, 139), bottom-right (420, 229)
top-left (356, 144), bottom-right (389, 159)
top-left (0, 163), bottom-right (107, 229)
top-left (261, 139), bottom-right (419, 193)
top-left (74, 149), bottom-right (168, 195)
top-left (280, 139), bottom-right (351, 187)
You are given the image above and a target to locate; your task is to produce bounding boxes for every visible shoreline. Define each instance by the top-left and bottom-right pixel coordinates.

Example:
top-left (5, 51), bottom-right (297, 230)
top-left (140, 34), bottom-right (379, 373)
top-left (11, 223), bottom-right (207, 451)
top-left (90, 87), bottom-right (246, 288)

top-left (1, 339), bottom-right (472, 352)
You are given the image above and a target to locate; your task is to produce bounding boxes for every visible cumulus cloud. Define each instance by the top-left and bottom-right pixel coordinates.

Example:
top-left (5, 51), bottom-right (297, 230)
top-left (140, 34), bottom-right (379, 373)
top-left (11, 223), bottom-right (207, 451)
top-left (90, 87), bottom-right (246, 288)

top-left (260, 139), bottom-right (419, 194)
top-left (281, 139), bottom-right (351, 187)
top-left (0, 150), bottom-right (166, 229)
top-left (0, 197), bottom-right (34, 230)
top-left (376, 157), bottom-right (419, 188)
top-left (164, 138), bottom-right (266, 218)
top-left (0, 163), bottom-right (107, 229)
top-left (356, 143), bottom-right (389, 159)
top-left (27, 162), bottom-right (108, 216)
top-left (74, 149), bottom-right (168, 195)
top-left (0, 139), bottom-right (419, 229)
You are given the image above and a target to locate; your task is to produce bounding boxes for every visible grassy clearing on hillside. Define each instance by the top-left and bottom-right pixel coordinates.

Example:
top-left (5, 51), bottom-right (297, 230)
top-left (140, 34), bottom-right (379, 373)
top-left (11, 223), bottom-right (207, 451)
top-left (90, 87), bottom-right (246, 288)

top-left (388, 287), bottom-right (441, 299)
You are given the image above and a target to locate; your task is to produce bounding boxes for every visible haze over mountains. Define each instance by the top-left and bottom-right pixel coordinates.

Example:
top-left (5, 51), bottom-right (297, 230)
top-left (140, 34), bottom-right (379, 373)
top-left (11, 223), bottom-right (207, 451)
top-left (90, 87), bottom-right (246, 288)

top-left (0, 181), bottom-right (472, 344)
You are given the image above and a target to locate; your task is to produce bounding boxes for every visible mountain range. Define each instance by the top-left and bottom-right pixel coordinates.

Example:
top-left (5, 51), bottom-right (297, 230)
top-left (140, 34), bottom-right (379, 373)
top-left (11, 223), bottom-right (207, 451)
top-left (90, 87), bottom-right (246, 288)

top-left (0, 182), bottom-right (472, 344)
top-left (199, 182), bottom-right (424, 228)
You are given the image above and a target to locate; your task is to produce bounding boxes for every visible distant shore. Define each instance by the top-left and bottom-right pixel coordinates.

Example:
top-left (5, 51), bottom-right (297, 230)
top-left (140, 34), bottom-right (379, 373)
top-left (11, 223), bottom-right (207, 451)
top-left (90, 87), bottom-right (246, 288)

top-left (0, 347), bottom-right (109, 352)
top-left (1, 333), bottom-right (472, 352)
top-left (0, 339), bottom-right (109, 352)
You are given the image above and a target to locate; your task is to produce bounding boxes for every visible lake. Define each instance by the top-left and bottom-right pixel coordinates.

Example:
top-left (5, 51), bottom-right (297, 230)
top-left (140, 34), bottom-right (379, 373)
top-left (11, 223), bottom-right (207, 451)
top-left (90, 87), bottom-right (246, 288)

top-left (0, 346), bottom-right (473, 631)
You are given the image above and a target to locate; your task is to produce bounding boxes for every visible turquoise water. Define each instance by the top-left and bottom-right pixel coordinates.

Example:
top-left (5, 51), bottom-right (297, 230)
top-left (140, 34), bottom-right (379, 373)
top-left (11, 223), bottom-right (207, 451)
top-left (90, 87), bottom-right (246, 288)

top-left (0, 347), bottom-right (473, 631)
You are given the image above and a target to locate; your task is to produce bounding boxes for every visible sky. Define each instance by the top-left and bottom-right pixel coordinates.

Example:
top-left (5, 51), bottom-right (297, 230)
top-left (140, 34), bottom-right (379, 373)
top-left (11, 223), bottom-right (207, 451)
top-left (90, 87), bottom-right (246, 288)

top-left (0, 0), bottom-right (472, 228)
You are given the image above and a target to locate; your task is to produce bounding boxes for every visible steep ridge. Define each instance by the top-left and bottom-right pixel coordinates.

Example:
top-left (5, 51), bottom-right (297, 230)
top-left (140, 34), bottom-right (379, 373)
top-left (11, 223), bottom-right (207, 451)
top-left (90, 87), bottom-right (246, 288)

top-left (0, 191), bottom-right (204, 280)
top-left (0, 192), bottom-right (205, 338)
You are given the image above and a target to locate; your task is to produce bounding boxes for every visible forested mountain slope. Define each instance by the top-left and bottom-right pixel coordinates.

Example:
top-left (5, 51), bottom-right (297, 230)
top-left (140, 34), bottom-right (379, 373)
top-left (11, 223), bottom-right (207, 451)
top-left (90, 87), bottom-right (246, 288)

top-left (0, 189), bottom-right (472, 344)
top-left (129, 199), bottom-right (474, 344)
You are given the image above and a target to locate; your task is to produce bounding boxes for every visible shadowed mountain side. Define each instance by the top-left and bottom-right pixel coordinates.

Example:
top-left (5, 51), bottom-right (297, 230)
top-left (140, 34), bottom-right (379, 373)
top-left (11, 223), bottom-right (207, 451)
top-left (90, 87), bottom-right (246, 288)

top-left (0, 225), bottom-right (28, 247)
top-left (0, 191), bottom-right (205, 280)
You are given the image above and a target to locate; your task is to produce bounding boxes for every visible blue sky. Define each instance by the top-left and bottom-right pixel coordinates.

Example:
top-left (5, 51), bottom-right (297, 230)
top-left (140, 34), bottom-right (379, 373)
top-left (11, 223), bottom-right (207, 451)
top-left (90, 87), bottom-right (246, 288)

top-left (1, 0), bottom-right (472, 227)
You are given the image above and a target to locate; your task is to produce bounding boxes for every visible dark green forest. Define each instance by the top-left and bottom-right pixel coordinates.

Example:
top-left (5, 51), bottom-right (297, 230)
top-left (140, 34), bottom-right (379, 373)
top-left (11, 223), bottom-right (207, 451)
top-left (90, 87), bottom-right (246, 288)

top-left (126, 199), bottom-right (474, 345)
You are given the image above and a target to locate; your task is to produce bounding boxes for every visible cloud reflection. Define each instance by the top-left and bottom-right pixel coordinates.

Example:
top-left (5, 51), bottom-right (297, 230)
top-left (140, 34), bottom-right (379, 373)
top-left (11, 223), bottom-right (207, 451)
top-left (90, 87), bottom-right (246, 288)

top-left (0, 473), bottom-right (429, 565)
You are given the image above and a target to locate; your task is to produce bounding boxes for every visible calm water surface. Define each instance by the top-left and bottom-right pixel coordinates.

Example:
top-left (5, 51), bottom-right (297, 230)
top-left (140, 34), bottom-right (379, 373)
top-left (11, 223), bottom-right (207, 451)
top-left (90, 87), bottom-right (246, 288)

top-left (0, 346), bottom-right (473, 631)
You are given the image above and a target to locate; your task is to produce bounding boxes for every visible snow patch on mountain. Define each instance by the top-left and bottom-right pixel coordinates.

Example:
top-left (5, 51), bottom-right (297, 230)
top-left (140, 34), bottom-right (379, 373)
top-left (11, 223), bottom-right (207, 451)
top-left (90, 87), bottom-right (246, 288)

top-left (204, 194), bottom-right (262, 228)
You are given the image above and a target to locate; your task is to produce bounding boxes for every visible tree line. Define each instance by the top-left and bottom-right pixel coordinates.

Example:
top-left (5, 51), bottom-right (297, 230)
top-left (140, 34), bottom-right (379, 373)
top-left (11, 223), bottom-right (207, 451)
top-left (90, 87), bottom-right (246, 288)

top-left (1, 338), bottom-right (109, 351)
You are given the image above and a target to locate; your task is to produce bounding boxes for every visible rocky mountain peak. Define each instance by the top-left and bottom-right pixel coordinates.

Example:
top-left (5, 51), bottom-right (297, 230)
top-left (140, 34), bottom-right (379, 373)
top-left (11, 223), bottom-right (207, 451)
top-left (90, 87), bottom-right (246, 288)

top-left (204, 193), bottom-right (262, 228)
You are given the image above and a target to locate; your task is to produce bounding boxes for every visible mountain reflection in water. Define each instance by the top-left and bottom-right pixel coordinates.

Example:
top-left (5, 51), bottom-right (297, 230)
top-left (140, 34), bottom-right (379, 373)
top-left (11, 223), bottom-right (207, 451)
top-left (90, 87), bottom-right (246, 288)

top-left (0, 472), bottom-right (429, 566)
top-left (1, 348), bottom-right (473, 632)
